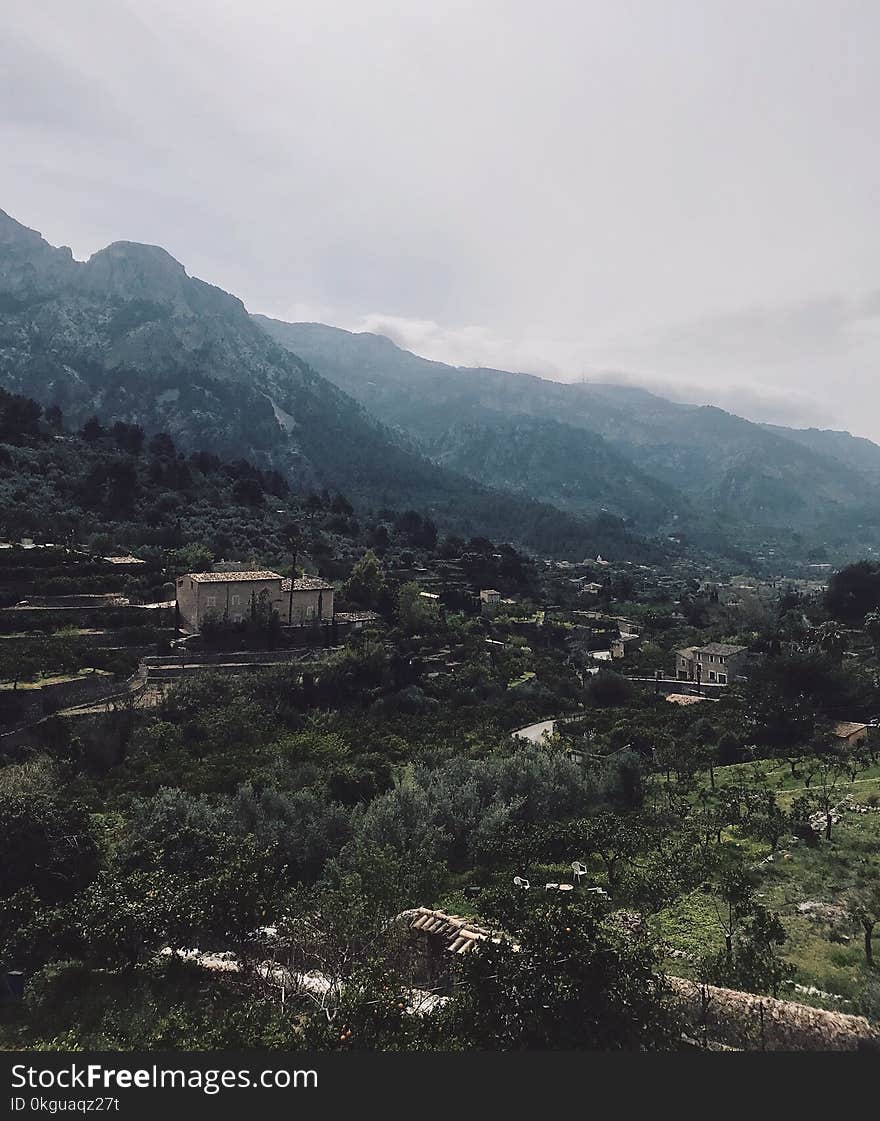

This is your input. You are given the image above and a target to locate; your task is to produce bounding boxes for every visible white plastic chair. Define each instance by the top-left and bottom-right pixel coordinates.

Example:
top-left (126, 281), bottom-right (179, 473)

top-left (571, 861), bottom-right (589, 883)
top-left (513, 876), bottom-right (531, 889)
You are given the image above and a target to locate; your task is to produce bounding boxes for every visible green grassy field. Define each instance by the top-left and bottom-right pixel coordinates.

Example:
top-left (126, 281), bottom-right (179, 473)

top-left (708, 756), bottom-right (880, 807)
top-left (650, 805), bottom-right (880, 1012)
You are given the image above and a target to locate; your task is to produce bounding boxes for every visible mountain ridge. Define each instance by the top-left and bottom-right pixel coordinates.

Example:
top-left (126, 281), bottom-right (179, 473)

top-left (258, 316), bottom-right (878, 533)
top-left (0, 208), bottom-right (655, 561)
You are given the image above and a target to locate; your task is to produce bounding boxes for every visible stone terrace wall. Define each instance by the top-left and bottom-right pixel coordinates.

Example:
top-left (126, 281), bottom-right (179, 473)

top-left (670, 977), bottom-right (879, 1052)
top-left (3, 670), bottom-right (143, 725)
top-left (0, 604), bottom-right (173, 632)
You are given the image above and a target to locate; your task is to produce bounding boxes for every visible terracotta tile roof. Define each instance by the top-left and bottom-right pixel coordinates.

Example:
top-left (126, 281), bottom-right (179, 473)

top-left (700, 642), bottom-right (746, 656)
top-left (677, 643), bottom-right (745, 658)
top-left (184, 570), bottom-right (282, 583)
top-left (401, 907), bottom-right (502, 954)
top-left (280, 575), bottom-right (335, 592)
top-left (834, 721), bottom-right (868, 738)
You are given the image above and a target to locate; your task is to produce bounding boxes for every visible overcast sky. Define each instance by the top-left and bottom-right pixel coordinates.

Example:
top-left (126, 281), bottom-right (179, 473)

top-left (3, 1), bottom-right (880, 435)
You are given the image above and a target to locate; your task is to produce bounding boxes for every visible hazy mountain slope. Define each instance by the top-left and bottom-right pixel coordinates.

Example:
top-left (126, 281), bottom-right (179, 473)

top-left (762, 423), bottom-right (880, 486)
top-left (0, 209), bottom-right (661, 560)
top-left (594, 400), bottom-right (873, 525)
top-left (258, 318), bottom-right (875, 529)
top-left (427, 414), bottom-right (681, 528)
top-left (257, 318), bottom-right (690, 529)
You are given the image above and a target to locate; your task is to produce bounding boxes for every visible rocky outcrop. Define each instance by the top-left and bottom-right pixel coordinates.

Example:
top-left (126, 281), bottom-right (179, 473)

top-left (0, 209), bottom-right (77, 298)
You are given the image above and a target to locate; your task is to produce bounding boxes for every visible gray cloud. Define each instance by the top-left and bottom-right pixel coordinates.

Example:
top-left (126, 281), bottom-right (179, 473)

top-left (3, 1), bottom-right (880, 435)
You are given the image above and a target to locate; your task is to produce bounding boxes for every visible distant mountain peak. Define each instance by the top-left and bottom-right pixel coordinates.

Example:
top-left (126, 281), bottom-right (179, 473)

top-left (82, 239), bottom-right (192, 303)
top-left (90, 239), bottom-right (187, 269)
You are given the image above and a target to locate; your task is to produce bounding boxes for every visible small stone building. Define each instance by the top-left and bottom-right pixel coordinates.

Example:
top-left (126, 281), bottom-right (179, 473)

top-left (611, 633), bottom-right (641, 659)
top-left (675, 643), bottom-right (747, 685)
top-left (402, 908), bottom-right (499, 992)
top-left (833, 721), bottom-right (869, 746)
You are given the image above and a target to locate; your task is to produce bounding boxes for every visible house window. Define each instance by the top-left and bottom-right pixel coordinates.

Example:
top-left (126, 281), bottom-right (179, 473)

top-left (709, 671), bottom-right (716, 682)
top-left (718, 674), bottom-right (727, 684)
top-left (206, 594), bottom-right (217, 608)
top-left (231, 594), bottom-right (241, 606)
top-left (232, 613), bottom-right (242, 623)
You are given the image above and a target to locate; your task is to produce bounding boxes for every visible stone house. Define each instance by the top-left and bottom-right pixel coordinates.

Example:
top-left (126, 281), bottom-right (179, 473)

top-left (176, 571), bottom-right (284, 631)
top-left (176, 571), bottom-right (335, 631)
top-left (675, 642), bottom-right (747, 685)
top-left (480, 589), bottom-right (501, 614)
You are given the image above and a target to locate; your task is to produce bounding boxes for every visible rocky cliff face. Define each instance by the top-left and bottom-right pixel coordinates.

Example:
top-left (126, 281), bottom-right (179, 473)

top-left (0, 209), bottom-right (391, 483)
top-left (0, 210), bottom-right (78, 298)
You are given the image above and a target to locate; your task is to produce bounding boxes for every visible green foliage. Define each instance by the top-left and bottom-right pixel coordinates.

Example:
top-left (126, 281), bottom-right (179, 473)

top-left (397, 582), bottom-right (438, 634)
top-left (585, 668), bottom-right (634, 708)
top-left (62, 871), bottom-right (173, 967)
top-left (0, 771), bottom-right (98, 904)
top-left (826, 561), bottom-right (880, 623)
top-left (170, 543), bottom-right (213, 573)
top-left (435, 894), bottom-right (681, 1049)
top-left (846, 879), bottom-right (880, 967)
top-left (16, 957), bottom-right (297, 1049)
top-left (701, 905), bottom-right (793, 998)
top-left (343, 550), bottom-right (386, 609)
top-left (0, 387), bottom-right (42, 441)
top-left (356, 746), bottom-right (599, 871)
